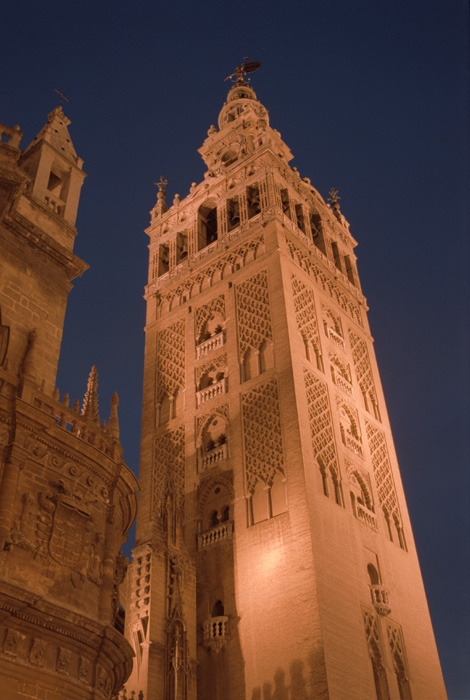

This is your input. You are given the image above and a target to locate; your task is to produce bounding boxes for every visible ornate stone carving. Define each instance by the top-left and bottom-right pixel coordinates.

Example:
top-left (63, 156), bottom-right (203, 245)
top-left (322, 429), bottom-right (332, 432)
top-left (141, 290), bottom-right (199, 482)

top-left (195, 353), bottom-right (227, 387)
top-left (157, 320), bottom-right (185, 401)
top-left (56, 646), bottom-right (71, 674)
top-left (241, 379), bottom-right (285, 492)
top-left (236, 270), bottom-right (273, 360)
top-left (3, 628), bottom-right (25, 657)
top-left (29, 638), bottom-right (46, 666)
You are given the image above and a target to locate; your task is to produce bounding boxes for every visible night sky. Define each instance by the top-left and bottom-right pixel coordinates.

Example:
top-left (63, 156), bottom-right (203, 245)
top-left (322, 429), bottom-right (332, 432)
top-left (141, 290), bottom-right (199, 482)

top-left (1, 1), bottom-right (468, 697)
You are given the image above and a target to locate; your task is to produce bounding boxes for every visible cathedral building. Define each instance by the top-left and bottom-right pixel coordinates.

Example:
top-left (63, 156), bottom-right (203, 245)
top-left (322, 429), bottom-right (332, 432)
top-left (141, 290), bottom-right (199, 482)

top-left (122, 66), bottom-right (447, 700)
top-left (0, 109), bottom-right (138, 699)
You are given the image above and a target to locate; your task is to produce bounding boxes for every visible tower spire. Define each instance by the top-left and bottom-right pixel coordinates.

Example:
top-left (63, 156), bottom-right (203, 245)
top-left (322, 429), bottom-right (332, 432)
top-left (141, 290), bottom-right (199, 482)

top-left (81, 365), bottom-right (100, 424)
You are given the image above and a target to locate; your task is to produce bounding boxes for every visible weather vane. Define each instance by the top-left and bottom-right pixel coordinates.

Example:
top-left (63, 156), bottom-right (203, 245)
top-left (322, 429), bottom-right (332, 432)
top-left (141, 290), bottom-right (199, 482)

top-left (328, 187), bottom-right (341, 207)
top-left (53, 88), bottom-right (70, 105)
top-left (225, 57), bottom-right (261, 84)
top-left (155, 176), bottom-right (168, 193)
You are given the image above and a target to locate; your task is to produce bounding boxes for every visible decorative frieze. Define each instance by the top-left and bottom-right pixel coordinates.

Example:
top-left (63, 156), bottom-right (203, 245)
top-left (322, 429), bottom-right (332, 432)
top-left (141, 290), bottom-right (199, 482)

top-left (236, 270), bottom-right (273, 361)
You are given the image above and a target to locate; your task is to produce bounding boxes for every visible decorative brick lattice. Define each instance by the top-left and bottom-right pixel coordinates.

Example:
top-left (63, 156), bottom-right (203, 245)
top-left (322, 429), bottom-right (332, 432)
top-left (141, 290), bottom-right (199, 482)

top-left (156, 320), bottom-right (185, 401)
top-left (195, 353), bottom-right (228, 386)
top-left (195, 295), bottom-right (225, 342)
top-left (291, 274), bottom-right (320, 352)
top-left (366, 422), bottom-right (400, 523)
top-left (241, 379), bottom-right (285, 492)
top-left (349, 330), bottom-right (378, 408)
top-left (236, 271), bottom-right (272, 359)
top-left (153, 426), bottom-right (185, 517)
top-left (286, 238), bottom-right (362, 326)
top-left (304, 369), bottom-right (340, 478)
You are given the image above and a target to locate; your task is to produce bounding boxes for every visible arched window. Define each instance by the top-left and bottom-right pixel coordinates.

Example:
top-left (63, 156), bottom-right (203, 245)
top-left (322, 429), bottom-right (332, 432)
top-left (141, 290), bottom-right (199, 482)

top-left (259, 339), bottom-right (274, 374)
top-left (367, 564), bottom-right (380, 586)
top-left (198, 203), bottom-right (218, 250)
top-left (212, 600), bottom-right (225, 617)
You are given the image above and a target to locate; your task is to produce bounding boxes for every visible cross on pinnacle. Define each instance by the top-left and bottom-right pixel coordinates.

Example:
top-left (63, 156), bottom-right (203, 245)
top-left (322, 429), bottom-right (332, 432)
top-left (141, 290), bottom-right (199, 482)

top-left (53, 87), bottom-right (70, 105)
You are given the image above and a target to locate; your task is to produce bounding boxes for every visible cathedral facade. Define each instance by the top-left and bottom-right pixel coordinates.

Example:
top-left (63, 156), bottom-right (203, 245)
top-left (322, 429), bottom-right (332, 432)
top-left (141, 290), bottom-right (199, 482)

top-left (0, 110), bottom-right (138, 699)
top-left (122, 70), bottom-right (447, 700)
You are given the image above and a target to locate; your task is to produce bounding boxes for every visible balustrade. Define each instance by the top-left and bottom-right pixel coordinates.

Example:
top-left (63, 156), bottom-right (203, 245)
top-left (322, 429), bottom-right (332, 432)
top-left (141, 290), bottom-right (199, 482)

top-left (200, 443), bottom-right (228, 470)
top-left (334, 371), bottom-right (353, 397)
top-left (198, 521), bottom-right (233, 549)
top-left (327, 326), bottom-right (345, 350)
top-left (203, 615), bottom-right (229, 642)
top-left (196, 377), bottom-right (227, 406)
top-left (196, 331), bottom-right (225, 359)
top-left (370, 584), bottom-right (391, 616)
top-left (357, 504), bottom-right (377, 530)
top-left (346, 432), bottom-right (363, 458)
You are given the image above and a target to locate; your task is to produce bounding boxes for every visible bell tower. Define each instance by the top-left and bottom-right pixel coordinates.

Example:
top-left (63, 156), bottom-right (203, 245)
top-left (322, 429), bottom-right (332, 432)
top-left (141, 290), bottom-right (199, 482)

top-left (124, 65), bottom-right (447, 700)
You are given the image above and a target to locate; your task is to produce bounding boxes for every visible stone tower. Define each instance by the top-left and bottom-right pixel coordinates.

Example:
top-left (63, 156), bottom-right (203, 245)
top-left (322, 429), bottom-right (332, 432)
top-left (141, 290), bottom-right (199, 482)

top-left (124, 68), bottom-right (447, 700)
top-left (0, 110), bottom-right (138, 699)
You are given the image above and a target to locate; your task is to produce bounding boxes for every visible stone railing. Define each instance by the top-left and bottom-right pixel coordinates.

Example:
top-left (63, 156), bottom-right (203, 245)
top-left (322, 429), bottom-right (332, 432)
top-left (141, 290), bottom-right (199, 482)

top-left (346, 433), bottom-right (363, 458)
top-left (200, 443), bottom-right (228, 471)
top-left (370, 584), bottom-right (391, 616)
top-left (327, 326), bottom-right (345, 350)
top-left (44, 192), bottom-right (65, 216)
top-left (334, 371), bottom-right (353, 397)
top-left (32, 390), bottom-right (114, 457)
top-left (196, 377), bottom-right (227, 406)
top-left (357, 504), bottom-right (377, 531)
top-left (198, 521), bottom-right (233, 549)
top-left (203, 615), bottom-right (229, 643)
top-left (196, 331), bottom-right (225, 359)
top-left (0, 123), bottom-right (22, 147)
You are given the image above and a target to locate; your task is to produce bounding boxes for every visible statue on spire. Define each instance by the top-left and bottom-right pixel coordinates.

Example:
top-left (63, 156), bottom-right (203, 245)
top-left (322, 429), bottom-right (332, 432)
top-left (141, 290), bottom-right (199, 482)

top-left (154, 176), bottom-right (168, 217)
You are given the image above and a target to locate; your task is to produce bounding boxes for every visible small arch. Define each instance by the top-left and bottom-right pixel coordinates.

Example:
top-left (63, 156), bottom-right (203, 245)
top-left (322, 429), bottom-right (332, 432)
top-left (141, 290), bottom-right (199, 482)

top-left (367, 564), bottom-right (380, 586)
top-left (270, 472), bottom-right (287, 517)
top-left (212, 600), bottom-right (225, 617)
top-left (259, 339), bottom-right (274, 374)
top-left (251, 480), bottom-right (269, 524)
top-left (198, 202), bottom-right (218, 251)
top-left (242, 347), bottom-right (258, 382)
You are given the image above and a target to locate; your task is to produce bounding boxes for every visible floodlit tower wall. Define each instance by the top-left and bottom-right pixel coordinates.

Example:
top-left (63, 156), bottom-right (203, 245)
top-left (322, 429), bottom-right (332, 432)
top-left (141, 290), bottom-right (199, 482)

top-left (124, 79), bottom-right (447, 700)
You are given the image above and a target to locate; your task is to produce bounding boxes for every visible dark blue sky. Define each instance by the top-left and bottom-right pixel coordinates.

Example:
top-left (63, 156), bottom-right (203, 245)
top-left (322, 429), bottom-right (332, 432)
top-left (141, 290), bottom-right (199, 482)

top-left (1, 1), bottom-right (468, 696)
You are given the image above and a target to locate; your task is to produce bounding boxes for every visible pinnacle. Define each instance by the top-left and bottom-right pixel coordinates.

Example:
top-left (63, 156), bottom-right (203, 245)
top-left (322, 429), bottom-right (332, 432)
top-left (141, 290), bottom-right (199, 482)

top-left (81, 365), bottom-right (100, 425)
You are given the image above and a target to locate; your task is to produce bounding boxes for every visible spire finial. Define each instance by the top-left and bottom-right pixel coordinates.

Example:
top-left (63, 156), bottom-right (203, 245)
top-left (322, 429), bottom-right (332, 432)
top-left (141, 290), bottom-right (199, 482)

top-left (225, 59), bottom-right (261, 86)
top-left (328, 187), bottom-right (343, 221)
top-left (107, 391), bottom-right (120, 440)
top-left (154, 176), bottom-right (168, 216)
top-left (81, 365), bottom-right (100, 425)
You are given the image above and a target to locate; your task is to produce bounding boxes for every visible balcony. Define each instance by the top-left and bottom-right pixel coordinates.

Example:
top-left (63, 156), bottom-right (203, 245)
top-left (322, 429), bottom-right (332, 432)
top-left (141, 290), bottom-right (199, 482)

top-left (196, 377), bottom-right (228, 406)
top-left (198, 521), bottom-right (233, 549)
top-left (333, 371), bottom-right (353, 397)
top-left (346, 433), bottom-right (363, 458)
top-left (356, 504), bottom-right (378, 531)
top-left (203, 615), bottom-right (229, 652)
top-left (196, 331), bottom-right (225, 359)
top-left (200, 443), bottom-right (228, 471)
top-left (370, 584), bottom-right (392, 617)
top-left (327, 327), bottom-right (345, 350)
